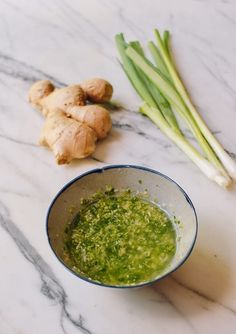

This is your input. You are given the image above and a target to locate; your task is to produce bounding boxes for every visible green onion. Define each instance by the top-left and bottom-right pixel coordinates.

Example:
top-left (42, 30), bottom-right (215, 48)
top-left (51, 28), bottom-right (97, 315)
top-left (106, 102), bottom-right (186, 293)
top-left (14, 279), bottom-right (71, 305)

top-left (153, 29), bottom-right (236, 181)
top-left (125, 45), bottom-right (229, 177)
top-left (115, 31), bottom-right (233, 188)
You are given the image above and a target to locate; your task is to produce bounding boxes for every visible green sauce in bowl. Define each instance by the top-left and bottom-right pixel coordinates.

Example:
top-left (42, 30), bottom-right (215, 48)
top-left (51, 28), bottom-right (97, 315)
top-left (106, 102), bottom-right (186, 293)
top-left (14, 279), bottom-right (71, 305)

top-left (64, 188), bottom-right (176, 286)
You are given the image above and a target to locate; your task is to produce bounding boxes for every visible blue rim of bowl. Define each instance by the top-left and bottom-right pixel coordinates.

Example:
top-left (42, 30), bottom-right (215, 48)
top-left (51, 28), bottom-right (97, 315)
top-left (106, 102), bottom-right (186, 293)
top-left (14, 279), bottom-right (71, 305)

top-left (46, 164), bottom-right (198, 288)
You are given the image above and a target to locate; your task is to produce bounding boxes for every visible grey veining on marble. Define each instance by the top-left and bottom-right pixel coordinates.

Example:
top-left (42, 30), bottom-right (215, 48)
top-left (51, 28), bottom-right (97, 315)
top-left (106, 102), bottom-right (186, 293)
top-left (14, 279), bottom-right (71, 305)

top-left (1, 0), bottom-right (236, 333)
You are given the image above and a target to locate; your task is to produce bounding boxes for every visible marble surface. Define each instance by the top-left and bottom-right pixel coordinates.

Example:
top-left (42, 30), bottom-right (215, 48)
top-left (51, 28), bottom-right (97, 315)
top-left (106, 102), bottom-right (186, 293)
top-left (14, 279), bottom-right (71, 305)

top-left (1, 0), bottom-right (236, 333)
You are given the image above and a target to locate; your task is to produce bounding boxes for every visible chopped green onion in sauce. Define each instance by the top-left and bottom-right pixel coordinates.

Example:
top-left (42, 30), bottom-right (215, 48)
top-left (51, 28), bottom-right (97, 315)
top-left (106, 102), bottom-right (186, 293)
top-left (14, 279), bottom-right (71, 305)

top-left (64, 187), bottom-right (176, 286)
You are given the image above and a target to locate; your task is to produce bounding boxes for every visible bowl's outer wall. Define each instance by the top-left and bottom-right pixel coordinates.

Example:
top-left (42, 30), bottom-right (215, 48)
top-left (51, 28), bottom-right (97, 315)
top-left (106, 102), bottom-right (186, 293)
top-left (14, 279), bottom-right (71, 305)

top-left (47, 165), bottom-right (197, 286)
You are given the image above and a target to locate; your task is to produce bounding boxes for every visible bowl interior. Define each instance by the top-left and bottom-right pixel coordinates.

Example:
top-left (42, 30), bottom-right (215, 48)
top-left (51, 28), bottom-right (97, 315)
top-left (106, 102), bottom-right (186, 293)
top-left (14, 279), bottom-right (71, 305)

top-left (47, 165), bottom-right (197, 286)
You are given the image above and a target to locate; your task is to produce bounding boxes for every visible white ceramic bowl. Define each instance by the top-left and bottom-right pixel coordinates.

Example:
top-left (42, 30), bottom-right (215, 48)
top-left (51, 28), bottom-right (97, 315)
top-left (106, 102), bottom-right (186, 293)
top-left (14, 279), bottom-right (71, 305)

top-left (47, 165), bottom-right (198, 288)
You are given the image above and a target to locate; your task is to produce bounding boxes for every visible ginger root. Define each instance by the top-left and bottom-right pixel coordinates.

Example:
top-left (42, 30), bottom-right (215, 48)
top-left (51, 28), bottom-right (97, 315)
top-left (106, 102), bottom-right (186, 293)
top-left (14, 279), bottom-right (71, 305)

top-left (28, 79), bottom-right (113, 164)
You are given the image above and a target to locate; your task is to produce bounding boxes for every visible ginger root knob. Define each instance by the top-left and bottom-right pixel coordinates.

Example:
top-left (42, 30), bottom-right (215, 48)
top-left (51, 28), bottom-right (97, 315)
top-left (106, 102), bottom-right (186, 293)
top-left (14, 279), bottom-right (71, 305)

top-left (41, 84), bottom-right (86, 116)
top-left (29, 83), bottom-right (87, 117)
top-left (28, 80), bottom-right (55, 112)
top-left (81, 78), bottom-right (113, 103)
top-left (39, 110), bottom-right (97, 164)
top-left (67, 105), bottom-right (112, 139)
